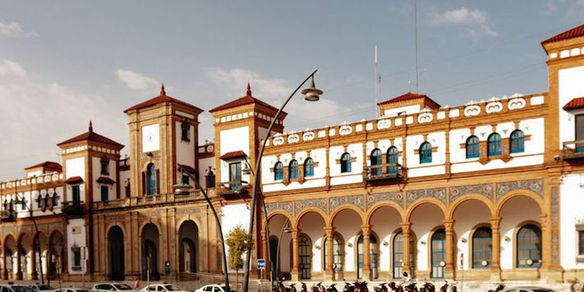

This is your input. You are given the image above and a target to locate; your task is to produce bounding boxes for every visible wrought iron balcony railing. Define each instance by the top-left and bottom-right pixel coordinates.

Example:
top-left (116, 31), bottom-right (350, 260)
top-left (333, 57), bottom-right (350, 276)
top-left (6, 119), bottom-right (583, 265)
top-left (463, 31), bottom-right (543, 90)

top-left (217, 180), bottom-right (250, 198)
top-left (364, 163), bottom-right (403, 182)
top-left (562, 140), bottom-right (584, 160)
top-left (61, 201), bottom-right (84, 216)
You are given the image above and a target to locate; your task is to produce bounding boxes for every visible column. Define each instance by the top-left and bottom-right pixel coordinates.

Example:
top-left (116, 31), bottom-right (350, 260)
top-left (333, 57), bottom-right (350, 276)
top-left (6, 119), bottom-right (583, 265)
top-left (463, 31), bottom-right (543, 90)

top-left (1, 247), bottom-right (6, 280)
top-left (361, 224), bottom-right (372, 280)
top-left (260, 229), bottom-right (268, 280)
top-left (31, 243), bottom-right (38, 280)
top-left (401, 222), bottom-right (412, 276)
top-left (540, 214), bottom-right (551, 270)
top-left (324, 227), bottom-right (334, 280)
top-left (291, 228), bottom-right (300, 281)
top-left (443, 219), bottom-right (455, 279)
top-left (490, 216), bottom-right (502, 281)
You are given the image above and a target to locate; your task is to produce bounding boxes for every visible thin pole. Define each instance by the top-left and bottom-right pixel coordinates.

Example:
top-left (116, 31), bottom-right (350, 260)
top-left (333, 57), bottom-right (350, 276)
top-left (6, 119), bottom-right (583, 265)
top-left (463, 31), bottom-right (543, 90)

top-left (414, 0), bottom-right (419, 92)
top-left (243, 69), bottom-right (318, 292)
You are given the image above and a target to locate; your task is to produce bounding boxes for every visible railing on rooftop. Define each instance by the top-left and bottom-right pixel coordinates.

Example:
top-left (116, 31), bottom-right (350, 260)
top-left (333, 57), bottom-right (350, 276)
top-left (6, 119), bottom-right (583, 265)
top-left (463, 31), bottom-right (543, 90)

top-left (364, 163), bottom-right (404, 182)
top-left (563, 140), bottom-right (584, 160)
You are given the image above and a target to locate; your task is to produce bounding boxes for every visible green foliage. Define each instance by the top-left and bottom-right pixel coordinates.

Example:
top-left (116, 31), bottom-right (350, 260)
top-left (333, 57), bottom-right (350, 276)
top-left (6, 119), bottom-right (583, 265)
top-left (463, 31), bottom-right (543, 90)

top-left (225, 225), bottom-right (250, 271)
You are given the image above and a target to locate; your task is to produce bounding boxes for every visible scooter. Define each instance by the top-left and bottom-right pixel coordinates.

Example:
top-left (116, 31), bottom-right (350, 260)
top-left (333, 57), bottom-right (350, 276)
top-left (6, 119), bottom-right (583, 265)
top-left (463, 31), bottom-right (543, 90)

top-left (301, 282), bottom-right (308, 292)
top-left (418, 282), bottom-right (434, 292)
top-left (374, 282), bottom-right (388, 292)
top-left (487, 284), bottom-right (505, 292)
top-left (343, 282), bottom-right (355, 292)
top-left (312, 282), bottom-right (325, 292)
top-left (326, 283), bottom-right (339, 292)
top-left (279, 282), bottom-right (297, 292)
top-left (354, 281), bottom-right (369, 292)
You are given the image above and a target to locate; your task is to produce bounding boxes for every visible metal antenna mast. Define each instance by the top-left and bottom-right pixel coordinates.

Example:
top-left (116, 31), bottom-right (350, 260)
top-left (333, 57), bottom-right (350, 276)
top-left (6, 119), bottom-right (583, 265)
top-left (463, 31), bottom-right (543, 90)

top-left (414, 0), bottom-right (419, 92)
top-left (374, 46), bottom-right (381, 117)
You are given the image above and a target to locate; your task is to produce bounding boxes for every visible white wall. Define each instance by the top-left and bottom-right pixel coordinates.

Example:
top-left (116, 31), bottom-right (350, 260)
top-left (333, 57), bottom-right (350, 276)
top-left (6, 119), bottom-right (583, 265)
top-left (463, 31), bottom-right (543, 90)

top-left (452, 200), bottom-right (491, 270)
top-left (221, 203), bottom-right (250, 272)
top-left (176, 121), bottom-right (196, 185)
top-left (219, 126), bottom-right (249, 183)
top-left (67, 218), bottom-right (87, 274)
top-left (119, 169), bottom-right (130, 198)
top-left (370, 207), bottom-right (401, 272)
top-left (560, 173), bottom-right (584, 270)
top-left (499, 197), bottom-right (541, 270)
top-left (298, 212), bottom-right (326, 273)
top-left (332, 210), bottom-right (362, 272)
top-left (92, 157), bottom-right (117, 202)
top-left (559, 65), bottom-right (584, 147)
top-left (410, 204), bottom-right (444, 271)
top-left (383, 104), bottom-right (421, 117)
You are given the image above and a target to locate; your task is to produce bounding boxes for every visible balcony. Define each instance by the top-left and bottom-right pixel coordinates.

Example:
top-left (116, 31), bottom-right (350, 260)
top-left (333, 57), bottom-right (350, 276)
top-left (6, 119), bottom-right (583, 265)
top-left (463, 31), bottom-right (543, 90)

top-left (0, 210), bottom-right (15, 222)
top-left (364, 163), bottom-right (404, 182)
top-left (217, 181), bottom-right (250, 199)
top-left (61, 201), bottom-right (84, 216)
top-left (562, 140), bottom-right (584, 160)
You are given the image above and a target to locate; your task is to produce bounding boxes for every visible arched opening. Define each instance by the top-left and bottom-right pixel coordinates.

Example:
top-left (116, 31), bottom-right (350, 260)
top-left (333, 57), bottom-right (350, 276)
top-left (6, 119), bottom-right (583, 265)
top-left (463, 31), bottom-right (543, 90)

top-left (178, 220), bottom-right (199, 274)
top-left (341, 153), bottom-right (352, 173)
top-left (499, 195), bottom-right (542, 270)
top-left (289, 160), bottom-right (299, 179)
top-left (510, 130), bottom-right (525, 153)
top-left (141, 223), bottom-right (160, 280)
top-left (472, 226), bottom-right (492, 269)
top-left (409, 202), bottom-right (445, 277)
top-left (274, 162), bottom-right (283, 181)
top-left (466, 136), bottom-right (480, 158)
top-left (298, 234), bottom-right (312, 279)
top-left (331, 209), bottom-right (362, 279)
top-left (33, 232), bottom-right (49, 281)
top-left (146, 163), bottom-right (156, 195)
top-left (267, 214), bottom-right (292, 279)
top-left (370, 148), bottom-right (382, 176)
top-left (419, 142), bottom-right (432, 164)
top-left (296, 211), bottom-right (326, 280)
top-left (4, 235), bottom-right (16, 280)
top-left (304, 158), bottom-right (314, 177)
top-left (452, 199), bottom-right (491, 271)
top-left (369, 205), bottom-right (401, 278)
top-left (430, 229), bottom-right (446, 279)
top-left (108, 226), bottom-right (125, 280)
top-left (392, 231), bottom-right (415, 279)
top-left (18, 233), bottom-right (32, 280)
top-left (48, 231), bottom-right (64, 280)
top-left (488, 133), bottom-right (502, 156)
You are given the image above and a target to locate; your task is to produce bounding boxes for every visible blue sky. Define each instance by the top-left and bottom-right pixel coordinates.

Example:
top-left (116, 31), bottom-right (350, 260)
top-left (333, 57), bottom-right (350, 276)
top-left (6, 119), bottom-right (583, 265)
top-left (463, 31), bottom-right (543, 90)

top-left (0, 0), bottom-right (583, 179)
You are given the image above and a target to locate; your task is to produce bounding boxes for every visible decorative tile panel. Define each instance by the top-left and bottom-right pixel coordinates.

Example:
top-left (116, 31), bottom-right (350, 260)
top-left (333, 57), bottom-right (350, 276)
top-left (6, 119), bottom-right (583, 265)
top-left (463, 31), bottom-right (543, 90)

top-left (105, 214), bottom-right (128, 220)
top-left (329, 195), bottom-right (364, 211)
top-left (266, 201), bottom-right (293, 216)
top-left (294, 198), bottom-right (328, 215)
top-left (366, 192), bottom-right (403, 209)
top-left (406, 187), bottom-right (447, 206)
top-left (496, 179), bottom-right (544, 200)
top-left (449, 183), bottom-right (493, 203)
top-left (551, 186), bottom-right (560, 264)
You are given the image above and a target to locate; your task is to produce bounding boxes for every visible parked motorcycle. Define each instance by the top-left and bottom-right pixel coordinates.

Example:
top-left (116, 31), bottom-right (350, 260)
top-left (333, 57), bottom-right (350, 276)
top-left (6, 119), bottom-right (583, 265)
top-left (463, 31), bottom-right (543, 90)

top-left (374, 282), bottom-right (388, 292)
top-left (354, 281), bottom-right (369, 292)
top-left (326, 283), bottom-right (339, 292)
top-left (278, 282), bottom-right (297, 292)
top-left (312, 282), bottom-right (325, 292)
top-left (301, 282), bottom-right (308, 292)
top-left (343, 282), bottom-right (355, 292)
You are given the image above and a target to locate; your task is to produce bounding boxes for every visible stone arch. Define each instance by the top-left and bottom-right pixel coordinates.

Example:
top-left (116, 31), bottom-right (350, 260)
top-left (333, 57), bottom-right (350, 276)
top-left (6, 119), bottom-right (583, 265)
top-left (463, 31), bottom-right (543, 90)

top-left (365, 201), bottom-right (404, 224)
top-left (268, 213), bottom-right (293, 276)
top-left (48, 230), bottom-right (64, 279)
top-left (447, 194), bottom-right (495, 220)
top-left (3, 234), bottom-right (17, 280)
top-left (107, 225), bottom-right (125, 280)
top-left (296, 210), bottom-right (326, 277)
top-left (178, 220), bottom-right (199, 274)
top-left (141, 222), bottom-right (160, 280)
top-left (390, 228), bottom-right (417, 279)
top-left (495, 190), bottom-right (544, 217)
top-left (328, 205), bottom-right (365, 227)
top-left (406, 198), bottom-right (446, 222)
top-left (294, 207), bottom-right (327, 230)
top-left (367, 204), bottom-right (402, 275)
top-left (267, 209), bottom-right (293, 223)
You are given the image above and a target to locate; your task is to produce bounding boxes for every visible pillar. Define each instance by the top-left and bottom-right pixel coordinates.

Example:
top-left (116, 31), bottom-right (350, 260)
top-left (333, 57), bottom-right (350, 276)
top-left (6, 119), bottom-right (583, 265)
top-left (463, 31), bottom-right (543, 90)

top-left (540, 214), bottom-right (551, 270)
top-left (490, 216), bottom-right (502, 281)
top-left (16, 245), bottom-right (23, 280)
top-left (291, 228), bottom-right (299, 281)
top-left (31, 241), bottom-right (38, 280)
top-left (443, 219), bottom-right (455, 279)
top-left (361, 224), bottom-right (372, 280)
top-left (260, 229), bottom-right (268, 280)
top-left (2, 247), bottom-right (6, 280)
top-left (324, 227), bottom-right (334, 280)
top-left (401, 222), bottom-right (412, 276)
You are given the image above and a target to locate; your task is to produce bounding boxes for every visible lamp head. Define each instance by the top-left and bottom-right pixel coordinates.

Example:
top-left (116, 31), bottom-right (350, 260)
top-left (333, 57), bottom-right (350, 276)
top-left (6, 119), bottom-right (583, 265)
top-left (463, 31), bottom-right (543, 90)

top-left (172, 183), bottom-right (193, 196)
top-left (242, 162), bottom-right (252, 175)
top-left (301, 76), bottom-right (323, 102)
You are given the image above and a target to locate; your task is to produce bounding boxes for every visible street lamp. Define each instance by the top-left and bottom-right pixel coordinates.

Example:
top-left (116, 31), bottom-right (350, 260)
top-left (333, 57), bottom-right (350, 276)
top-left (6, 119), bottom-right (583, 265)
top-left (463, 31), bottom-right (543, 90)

top-left (172, 166), bottom-right (231, 292)
top-left (243, 69), bottom-right (323, 292)
top-left (14, 193), bottom-right (45, 284)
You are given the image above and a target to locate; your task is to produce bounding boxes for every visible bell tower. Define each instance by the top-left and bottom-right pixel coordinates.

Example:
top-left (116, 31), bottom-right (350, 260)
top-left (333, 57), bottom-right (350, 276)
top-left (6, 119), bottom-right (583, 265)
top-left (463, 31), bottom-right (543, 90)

top-left (124, 85), bottom-right (203, 197)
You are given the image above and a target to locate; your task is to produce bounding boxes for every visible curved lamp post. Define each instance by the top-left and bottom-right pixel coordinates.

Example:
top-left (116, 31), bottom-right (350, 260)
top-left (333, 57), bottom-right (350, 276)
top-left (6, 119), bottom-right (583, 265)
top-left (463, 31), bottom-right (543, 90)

top-left (14, 194), bottom-right (45, 284)
top-left (172, 168), bottom-right (231, 292)
top-left (243, 69), bottom-right (323, 292)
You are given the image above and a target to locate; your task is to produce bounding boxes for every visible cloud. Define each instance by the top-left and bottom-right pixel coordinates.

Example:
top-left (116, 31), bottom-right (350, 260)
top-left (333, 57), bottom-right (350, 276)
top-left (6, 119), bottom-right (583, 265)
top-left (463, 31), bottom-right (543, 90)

top-left (0, 60), bottom-right (26, 77)
top-left (116, 69), bottom-right (159, 91)
top-left (431, 7), bottom-right (498, 37)
top-left (0, 20), bottom-right (37, 37)
top-left (0, 60), bottom-right (127, 180)
top-left (206, 67), bottom-right (351, 131)
top-left (545, 0), bottom-right (584, 16)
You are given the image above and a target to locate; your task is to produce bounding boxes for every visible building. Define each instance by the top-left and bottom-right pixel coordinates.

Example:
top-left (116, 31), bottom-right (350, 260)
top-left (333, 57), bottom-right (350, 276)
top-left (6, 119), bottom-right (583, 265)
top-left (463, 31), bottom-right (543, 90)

top-left (1, 24), bottom-right (584, 285)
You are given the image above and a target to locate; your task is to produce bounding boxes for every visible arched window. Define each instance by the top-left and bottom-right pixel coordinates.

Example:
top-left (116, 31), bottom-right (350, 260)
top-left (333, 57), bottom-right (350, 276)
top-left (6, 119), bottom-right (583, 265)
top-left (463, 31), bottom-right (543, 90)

top-left (274, 162), bottom-right (283, 181)
top-left (393, 231), bottom-right (415, 279)
top-left (488, 133), bottom-right (502, 156)
top-left (323, 234), bottom-right (343, 272)
top-left (472, 226), bottom-right (492, 269)
top-left (304, 158), bottom-right (314, 177)
top-left (387, 147), bottom-right (398, 174)
top-left (341, 153), bottom-right (352, 173)
top-left (420, 142), bottom-right (432, 164)
top-left (289, 160), bottom-right (299, 179)
top-left (510, 130), bottom-right (525, 153)
top-left (431, 229), bottom-right (446, 279)
top-left (466, 136), bottom-right (480, 159)
top-left (298, 235), bottom-right (312, 279)
top-left (517, 224), bottom-right (542, 268)
top-left (146, 163), bottom-right (156, 195)
top-left (370, 148), bottom-right (382, 176)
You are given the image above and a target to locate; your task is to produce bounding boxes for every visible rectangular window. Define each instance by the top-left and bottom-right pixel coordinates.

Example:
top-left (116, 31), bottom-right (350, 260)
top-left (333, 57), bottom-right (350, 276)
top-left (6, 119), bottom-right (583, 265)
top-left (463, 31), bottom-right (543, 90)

top-left (206, 172), bottom-right (215, 189)
top-left (72, 247), bottom-right (82, 269)
top-left (576, 115), bottom-right (584, 152)
top-left (125, 183), bottom-right (131, 197)
top-left (100, 159), bottom-right (109, 175)
top-left (579, 230), bottom-right (584, 256)
top-left (156, 170), bottom-right (160, 194)
top-left (100, 186), bottom-right (108, 202)
top-left (182, 174), bottom-right (190, 185)
top-left (229, 162), bottom-right (242, 191)
top-left (72, 185), bottom-right (81, 204)
top-left (181, 122), bottom-right (190, 142)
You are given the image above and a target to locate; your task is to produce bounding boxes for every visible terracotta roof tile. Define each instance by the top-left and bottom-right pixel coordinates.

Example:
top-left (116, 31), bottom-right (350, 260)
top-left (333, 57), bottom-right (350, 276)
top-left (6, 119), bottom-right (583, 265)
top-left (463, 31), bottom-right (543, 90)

top-left (96, 176), bottom-right (116, 184)
top-left (58, 122), bottom-right (124, 148)
top-left (209, 83), bottom-right (283, 114)
top-left (542, 23), bottom-right (584, 45)
top-left (25, 161), bottom-right (62, 172)
top-left (64, 176), bottom-right (83, 184)
top-left (124, 85), bottom-right (203, 113)
top-left (563, 97), bottom-right (584, 110)
top-left (220, 151), bottom-right (247, 160)
top-left (377, 92), bottom-right (441, 108)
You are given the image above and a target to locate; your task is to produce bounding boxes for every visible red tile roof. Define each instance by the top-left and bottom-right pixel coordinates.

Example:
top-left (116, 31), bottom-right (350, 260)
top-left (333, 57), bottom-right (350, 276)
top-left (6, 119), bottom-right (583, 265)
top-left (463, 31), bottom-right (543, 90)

top-left (563, 97), bottom-right (584, 110)
top-left (377, 92), bottom-right (441, 108)
top-left (57, 121), bottom-right (124, 148)
top-left (220, 150), bottom-right (247, 160)
top-left (209, 83), bottom-right (283, 114)
top-left (25, 161), bottom-right (62, 172)
top-left (96, 176), bottom-right (116, 184)
top-left (542, 23), bottom-right (584, 45)
top-left (64, 176), bottom-right (83, 184)
top-left (124, 85), bottom-right (203, 113)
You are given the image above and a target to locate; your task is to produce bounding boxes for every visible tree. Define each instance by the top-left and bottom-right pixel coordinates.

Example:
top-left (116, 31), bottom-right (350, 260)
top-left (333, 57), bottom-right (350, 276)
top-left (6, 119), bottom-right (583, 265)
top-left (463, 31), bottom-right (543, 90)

top-left (225, 225), bottom-right (250, 290)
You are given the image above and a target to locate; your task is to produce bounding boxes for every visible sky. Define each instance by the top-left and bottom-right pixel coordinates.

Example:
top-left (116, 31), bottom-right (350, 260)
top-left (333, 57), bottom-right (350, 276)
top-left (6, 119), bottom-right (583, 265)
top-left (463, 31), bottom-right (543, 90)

top-left (0, 0), bottom-right (583, 180)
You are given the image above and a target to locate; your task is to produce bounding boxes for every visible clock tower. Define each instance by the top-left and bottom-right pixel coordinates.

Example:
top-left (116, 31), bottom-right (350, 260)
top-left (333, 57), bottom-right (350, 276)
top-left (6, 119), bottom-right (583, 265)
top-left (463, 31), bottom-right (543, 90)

top-left (124, 85), bottom-right (203, 197)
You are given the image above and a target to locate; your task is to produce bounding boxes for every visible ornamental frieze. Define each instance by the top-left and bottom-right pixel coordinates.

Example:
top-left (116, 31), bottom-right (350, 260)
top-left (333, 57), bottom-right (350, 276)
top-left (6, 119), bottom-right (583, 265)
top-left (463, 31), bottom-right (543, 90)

top-left (449, 183), bottom-right (493, 203)
top-left (366, 192), bottom-right (403, 209)
top-left (406, 187), bottom-right (447, 206)
top-left (329, 195), bottom-right (364, 212)
top-left (105, 214), bottom-right (128, 221)
top-left (176, 208), bottom-right (201, 215)
top-left (294, 198), bottom-right (327, 215)
top-left (495, 179), bottom-right (544, 200)
top-left (266, 201), bottom-right (293, 216)
top-left (551, 186), bottom-right (560, 264)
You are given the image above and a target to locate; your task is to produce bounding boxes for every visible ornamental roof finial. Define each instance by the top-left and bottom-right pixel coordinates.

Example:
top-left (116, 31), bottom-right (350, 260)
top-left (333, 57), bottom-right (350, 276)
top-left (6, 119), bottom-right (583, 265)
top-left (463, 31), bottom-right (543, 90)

top-left (246, 82), bottom-right (252, 97)
top-left (160, 83), bottom-right (166, 96)
top-left (89, 120), bottom-right (93, 132)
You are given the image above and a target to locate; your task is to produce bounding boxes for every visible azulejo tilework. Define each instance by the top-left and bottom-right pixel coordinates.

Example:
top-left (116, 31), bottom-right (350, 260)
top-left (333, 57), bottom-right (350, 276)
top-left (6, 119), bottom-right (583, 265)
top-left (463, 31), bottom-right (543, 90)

top-left (294, 198), bottom-right (328, 215)
top-left (406, 187), bottom-right (447, 206)
top-left (329, 194), bottom-right (365, 211)
top-left (266, 201), bottom-right (293, 216)
top-left (449, 183), bottom-right (493, 203)
top-left (495, 179), bottom-right (544, 200)
top-left (551, 186), bottom-right (560, 264)
top-left (366, 192), bottom-right (403, 209)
